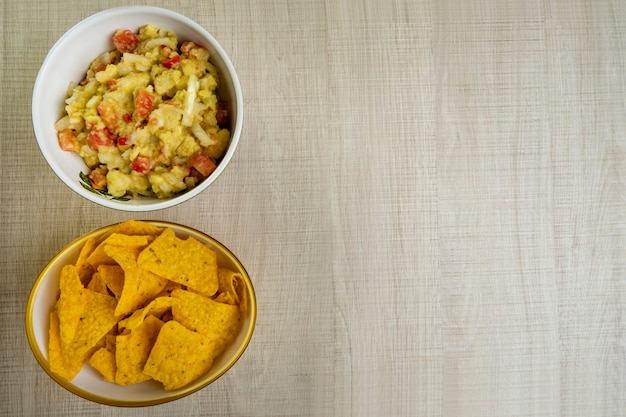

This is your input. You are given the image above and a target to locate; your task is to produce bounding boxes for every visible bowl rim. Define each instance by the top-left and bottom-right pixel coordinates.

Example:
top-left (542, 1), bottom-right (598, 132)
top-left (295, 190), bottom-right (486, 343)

top-left (31, 6), bottom-right (244, 212)
top-left (25, 220), bottom-right (257, 407)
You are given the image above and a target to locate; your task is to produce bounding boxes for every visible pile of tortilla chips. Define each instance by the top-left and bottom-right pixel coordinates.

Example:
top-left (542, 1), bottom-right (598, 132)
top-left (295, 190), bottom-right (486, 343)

top-left (48, 220), bottom-right (248, 391)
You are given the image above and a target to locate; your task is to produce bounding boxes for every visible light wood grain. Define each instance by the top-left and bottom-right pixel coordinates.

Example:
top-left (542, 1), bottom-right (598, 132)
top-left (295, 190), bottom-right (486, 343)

top-left (1, 0), bottom-right (624, 416)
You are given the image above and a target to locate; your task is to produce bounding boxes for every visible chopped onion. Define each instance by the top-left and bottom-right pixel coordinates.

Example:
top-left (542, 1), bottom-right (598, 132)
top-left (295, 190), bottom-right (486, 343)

top-left (190, 122), bottom-right (216, 147)
top-left (182, 74), bottom-right (198, 126)
top-left (54, 115), bottom-right (71, 131)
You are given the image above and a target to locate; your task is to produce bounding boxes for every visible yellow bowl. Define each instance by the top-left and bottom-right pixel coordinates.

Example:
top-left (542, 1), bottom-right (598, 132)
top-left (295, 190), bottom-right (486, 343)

top-left (25, 221), bottom-right (256, 407)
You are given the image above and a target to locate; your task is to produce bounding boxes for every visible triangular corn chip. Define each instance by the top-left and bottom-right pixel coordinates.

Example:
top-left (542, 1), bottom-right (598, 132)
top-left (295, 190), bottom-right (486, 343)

top-left (143, 321), bottom-right (216, 391)
top-left (89, 347), bottom-right (116, 383)
top-left (87, 233), bottom-right (154, 269)
top-left (115, 315), bottom-right (164, 386)
top-left (105, 245), bottom-right (169, 317)
top-left (97, 264), bottom-right (125, 299)
top-left (57, 265), bottom-right (86, 345)
top-left (137, 228), bottom-right (218, 297)
top-left (171, 289), bottom-right (241, 356)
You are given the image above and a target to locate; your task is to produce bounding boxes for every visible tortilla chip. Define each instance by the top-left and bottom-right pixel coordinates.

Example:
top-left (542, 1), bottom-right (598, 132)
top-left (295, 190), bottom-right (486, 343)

top-left (119, 296), bottom-right (177, 332)
top-left (87, 272), bottom-right (109, 295)
top-left (48, 311), bottom-right (85, 381)
top-left (137, 228), bottom-right (218, 297)
top-left (115, 315), bottom-right (164, 386)
top-left (50, 285), bottom-right (120, 382)
top-left (57, 265), bottom-right (86, 345)
top-left (105, 333), bottom-right (117, 352)
top-left (93, 220), bottom-right (163, 246)
top-left (213, 292), bottom-right (237, 305)
top-left (76, 238), bottom-right (97, 283)
top-left (105, 245), bottom-right (169, 317)
top-left (215, 268), bottom-right (249, 316)
top-left (171, 289), bottom-right (242, 356)
top-left (155, 279), bottom-right (184, 298)
top-left (236, 282), bottom-right (249, 317)
top-left (97, 264), bottom-right (125, 299)
top-left (89, 347), bottom-right (116, 383)
top-left (143, 321), bottom-right (216, 391)
top-left (87, 233), bottom-right (154, 269)
top-left (48, 311), bottom-right (62, 369)
top-left (63, 289), bottom-right (120, 363)
top-left (107, 220), bottom-right (164, 240)
top-left (215, 268), bottom-right (239, 305)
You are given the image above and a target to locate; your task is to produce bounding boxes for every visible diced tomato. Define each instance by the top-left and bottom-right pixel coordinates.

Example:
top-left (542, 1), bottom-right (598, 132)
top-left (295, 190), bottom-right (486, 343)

top-left (122, 113), bottom-right (133, 123)
top-left (90, 52), bottom-right (111, 74)
top-left (134, 89), bottom-right (155, 120)
top-left (97, 101), bottom-right (118, 130)
top-left (162, 54), bottom-right (180, 68)
top-left (87, 129), bottom-right (115, 150)
top-left (117, 136), bottom-right (128, 146)
top-left (88, 169), bottom-right (107, 190)
top-left (93, 62), bottom-right (107, 73)
top-left (215, 102), bottom-right (229, 127)
top-left (112, 29), bottom-right (139, 53)
top-left (57, 129), bottom-right (78, 152)
top-left (131, 155), bottom-right (152, 174)
top-left (189, 152), bottom-right (217, 177)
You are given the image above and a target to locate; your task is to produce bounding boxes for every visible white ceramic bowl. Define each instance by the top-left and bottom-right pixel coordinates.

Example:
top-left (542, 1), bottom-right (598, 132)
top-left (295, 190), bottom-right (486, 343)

top-left (26, 221), bottom-right (256, 406)
top-left (32, 7), bottom-right (243, 211)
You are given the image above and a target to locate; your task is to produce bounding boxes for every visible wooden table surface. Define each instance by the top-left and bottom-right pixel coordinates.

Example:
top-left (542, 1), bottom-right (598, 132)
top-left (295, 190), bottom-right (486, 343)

top-left (1, 0), bottom-right (624, 415)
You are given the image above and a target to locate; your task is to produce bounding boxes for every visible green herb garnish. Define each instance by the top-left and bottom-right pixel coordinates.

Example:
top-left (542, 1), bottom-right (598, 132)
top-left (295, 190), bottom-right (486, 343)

top-left (79, 171), bottom-right (131, 201)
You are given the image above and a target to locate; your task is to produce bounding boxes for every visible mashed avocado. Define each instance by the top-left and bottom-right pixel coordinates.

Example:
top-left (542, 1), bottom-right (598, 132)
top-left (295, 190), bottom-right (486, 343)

top-left (54, 24), bottom-right (231, 199)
